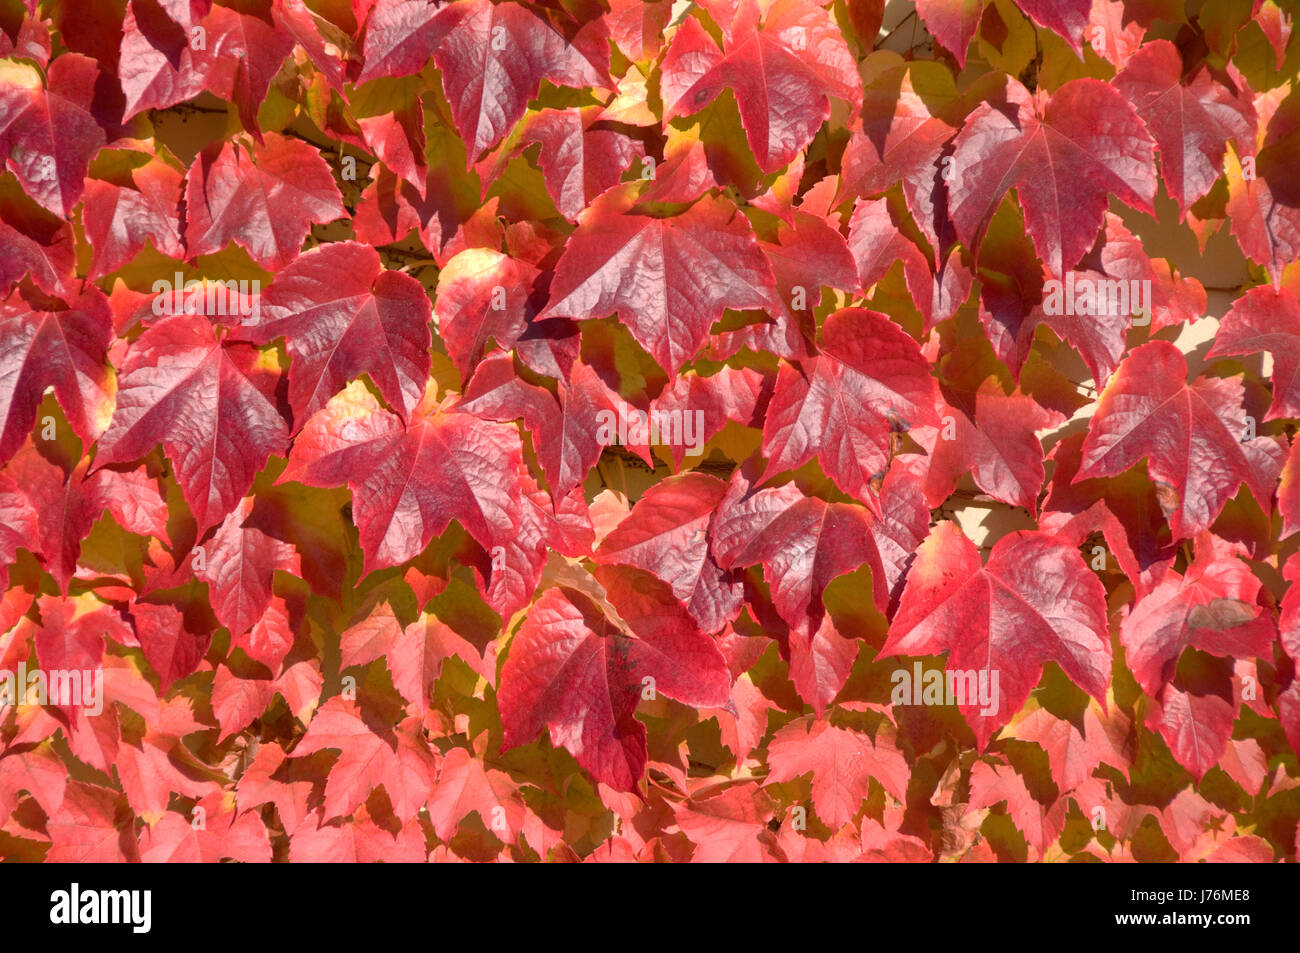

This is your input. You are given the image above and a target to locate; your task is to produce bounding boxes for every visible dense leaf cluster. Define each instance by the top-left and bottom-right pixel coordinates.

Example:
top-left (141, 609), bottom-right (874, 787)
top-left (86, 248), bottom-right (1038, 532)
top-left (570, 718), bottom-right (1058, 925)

top-left (0, 0), bottom-right (1298, 862)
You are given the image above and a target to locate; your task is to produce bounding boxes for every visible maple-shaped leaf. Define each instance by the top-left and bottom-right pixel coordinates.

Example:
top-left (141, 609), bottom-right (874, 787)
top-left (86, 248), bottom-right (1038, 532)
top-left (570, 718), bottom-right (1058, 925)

top-left (673, 783), bottom-right (775, 862)
top-left (595, 472), bottom-right (742, 634)
top-left (227, 589), bottom-right (294, 678)
top-left (280, 380), bottom-right (522, 572)
top-left (948, 77), bottom-right (1156, 276)
top-left (712, 466), bottom-right (928, 633)
top-left (914, 0), bottom-right (984, 67)
top-left (761, 308), bottom-right (939, 511)
top-left (915, 380), bottom-right (1064, 512)
top-left (765, 717), bottom-right (909, 828)
top-left (1207, 284), bottom-right (1300, 421)
top-left (113, 695), bottom-right (221, 825)
top-left (540, 189), bottom-right (778, 376)
top-left (81, 159), bottom-right (185, 279)
top-left (1013, 705), bottom-right (1125, 793)
top-left (426, 745), bottom-right (524, 843)
top-left (880, 523), bottom-right (1111, 749)
top-left (194, 496), bottom-right (301, 638)
top-left (0, 284), bottom-right (113, 467)
top-left (498, 564), bottom-right (731, 792)
top-left (660, 0), bottom-right (861, 173)
top-left (120, 2), bottom-right (282, 123)
top-left (46, 781), bottom-right (139, 862)
top-left (847, 197), bottom-right (937, 324)
top-left (184, 133), bottom-right (346, 272)
top-left (430, 0), bottom-right (611, 161)
top-left (140, 793), bottom-right (272, 862)
top-left (212, 650), bottom-right (321, 741)
top-left (1120, 533), bottom-right (1275, 698)
top-left (0, 54), bottom-right (106, 217)
top-left (30, 594), bottom-right (134, 698)
top-left (433, 248), bottom-right (540, 381)
top-left (1112, 40), bottom-right (1256, 217)
top-left (6, 442), bottom-right (168, 590)
top-left (340, 603), bottom-right (486, 715)
top-left (0, 746), bottom-right (67, 823)
top-left (251, 241), bottom-right (432, 426)
top-left (513, 106), bottom-right (641, 222)
top-left (94, 314), bottom-right (289, 535)
top-left (291, 697), bottom-right (437, 823)
top-left (1074, 342), bottom-right (1285, 540)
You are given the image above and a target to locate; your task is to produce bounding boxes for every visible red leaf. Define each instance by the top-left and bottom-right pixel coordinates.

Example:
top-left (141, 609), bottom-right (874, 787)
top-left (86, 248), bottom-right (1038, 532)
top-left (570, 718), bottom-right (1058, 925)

top-left (712, 466), bottom-right (928, 633)
top-left (498, 565), bottom-right (731, 792)
top-left (184, 133), bottom-right (346, 272)
top-left (46, 781), bottom-right (139, 862)
top-left (661, 0), bottom-right (861, 173)
top-left (1075, 341), bottom-right (1285, 540)
top-left (0, 54), bottom-right (106, 217)
top-left (140, 793), bottom-right (272, 862)
top-left (760, 308), bottom-right (939, 511)
top-left (95, 313), bottom-right (289, 535)
top-left (516, 106), bottom-right (641, 222)
top-left (880, 524), bottom-right (1111, 749)
top-left (1113, 40), bottom-right (1256, 217)
top-left (595, 471), bottom-right (742, 634)
top-left (459, 354), bottom-right (635, 500)
top-left (291, 697), bottom-right (437, 822)
top-left (340, 603), bottom-right (486, 714)
top-left (914, 0), bottom-right (984, 67)
top-left (949, 78), bottom-right (1156, 277)
top-left (674, 783), bottom-right (775, 862)
top-left (194, 496), bottom-right (301, 639)
top-left (915, 381), bottom-right (1064, 512)
top-left (280, 381), bottom-right (522, 572)
top-left (82, 160), bottom-right (185, 279)
top-left (433, 248), bottom-right (540, 381)
top-left (426, 745), bottom-right (523, 842)
top-left (356, 0), bottom-right (446, 85)
top-left (253, 241), bottom-right (433, 426)
top-left (969, 759), bottom-right (1066, 857)
top-left (132, 601), bottom-right (209, 691)
top-left (1207, 284), bottom-right (1300, 421)
top-left (1226, 87), bottom-right (1300, 284)
top-left (540, 190), bottom-right (778, 376)
top-left (765, 717), bottom-right (909, 827)
top-left (0, 285), bottom-right (113, 466)
top-left (1120, 533), bottom-right (1274, 698)
top-left (430, 0), bottom-right (611, 160)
